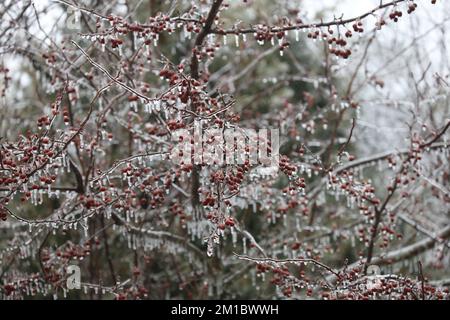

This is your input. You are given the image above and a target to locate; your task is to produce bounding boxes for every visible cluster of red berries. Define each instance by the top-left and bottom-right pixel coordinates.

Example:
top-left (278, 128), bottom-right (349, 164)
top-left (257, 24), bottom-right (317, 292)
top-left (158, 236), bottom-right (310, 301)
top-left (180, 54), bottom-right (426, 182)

top-left (224, 216), bottom-right (235, 227)
top-left (352, 21), bottom-right (364, 33)
top-left (205, 211), bottom-right (235, 230)
top-left (137, 188), bottom-right (166, 209)
top-left (389, 10), bottom-right (403, 22)
top-left (145, 123), bottom-right (165, 136)
top-left (109, 38), bottom-right (123, 49)
top-left (253, 25), bottom-right (274, 43)
top-left (407, 2), bottom-right (418, 14)
top-left (127, 95), bottom-right (139, 102)
top-left (291, 241), bottom-right (301, 250)
top-left (332, 170), bottom-right (379, 205)
top-left (184, 23), bottom-right (202, 35)
top-left (62, 107), bottom-right (71, 124)
top-left (225, 165), bottom-right (248, 193)
top-left (66, 86), bottom-right (77, 102)
top-left (217, 216), bottom-right (235, 230)
top-left (210, 169), bottom-right (225, 184)
top-left (1, 155), bottom-right (16, 168)
top-left (1, 274), bottom-right (43, 298)
top-left (100, 13), bottom-right (198, 54)
top-left (159, 68), bottom-right (180, 85)
top-left (256, 263), bottom-right (270, 274)
top-left (277, 197), bottom-right (301, 216)
top-left (37, 115), bottom-right (51, 128)
top-left (167, 119), bottom-right (185, 131)
top-left (3, 284), bottom-right (15, 296)
top-left (0, 176), bottom-right (18, 188)
top-left (41, 260), bottom-right (63, 285)
top-left (202, 193), bottom-right (216, 207)
top-left (170, 203), bottom-right (186, 221)
top-left (269, 267), bottom-right (303, 297)
top-left (279, 41), bottom-right (290, 54)
top-left (179, 163), bottom-right (193, 173)
top-left (80, 195), bottom-right (103, 209)
top-left (195, 42), bottom-right (221, 60)
top-left (329, 47), bottom-right (352, 59)
top-left (279, 155), bottom-right (296, 176)
top-left (270, 266), bottom-right (291, 281)
top-left (36, 174), bottom-right (56, 187)
top-left (387, 155), bottom-right (397, 168)
top-left (336, 276), bottom-right (449, 300)
top-left (306, 30), bottom-right (320, 39)
top-left (115, 285), bottom-right (149, 300)
top-left (294, 178), bottom-right (306, 189)
top-left (378, 224), bottom-right (402, 248)
top-left (328, 37), bottom-right (347, 47)
top-left (56, 242), bottom-right (93, 260)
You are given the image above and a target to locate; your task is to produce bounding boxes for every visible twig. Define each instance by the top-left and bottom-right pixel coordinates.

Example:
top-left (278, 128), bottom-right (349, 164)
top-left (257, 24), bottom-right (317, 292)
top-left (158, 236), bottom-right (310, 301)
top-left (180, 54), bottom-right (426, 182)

top-left (234, 253), bottom-right (340, 277)
top-left (337, 118), bottom-right (356, 157)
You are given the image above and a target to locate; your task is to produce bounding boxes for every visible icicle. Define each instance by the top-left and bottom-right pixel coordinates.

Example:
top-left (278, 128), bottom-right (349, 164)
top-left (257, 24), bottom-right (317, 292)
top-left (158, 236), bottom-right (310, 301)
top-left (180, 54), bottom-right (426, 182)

top-left (131, 101), bottom-right (138, 112)
top-left (231, 227), bottom-right (237, 247)
top-left (38, 190), bottom-right (43, 204)
top-left (207, 240), bottom-right (214, 257)
top-left (183, 26), bottom-right (191, 40)
top-left (251, 268), bottom-right (257, 287)
top-left (154, 100), bottom-right (161, 112)
top-left (295, 216), bottom-right (300, 231)
top-left (74, 10), bottom-right (81, 24)
top-left (207, 282), bottom-right (213, 297)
